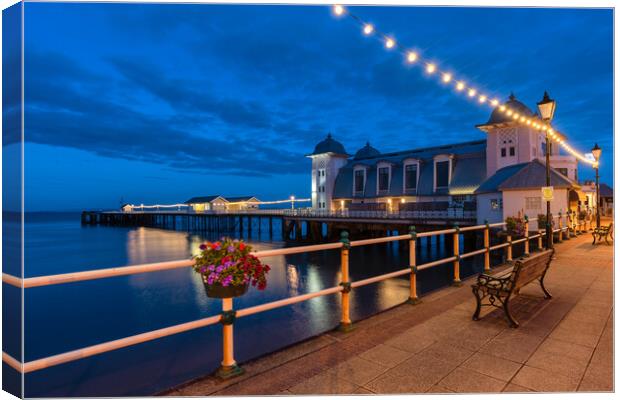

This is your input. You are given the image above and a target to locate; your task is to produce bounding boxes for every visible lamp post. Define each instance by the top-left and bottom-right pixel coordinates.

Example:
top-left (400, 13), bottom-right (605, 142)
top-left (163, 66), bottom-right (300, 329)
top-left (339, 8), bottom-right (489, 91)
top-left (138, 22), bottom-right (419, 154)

top-left (591, 143), bottom-right (602, 229)
top-left (537, 91), bottom-right (556, 250)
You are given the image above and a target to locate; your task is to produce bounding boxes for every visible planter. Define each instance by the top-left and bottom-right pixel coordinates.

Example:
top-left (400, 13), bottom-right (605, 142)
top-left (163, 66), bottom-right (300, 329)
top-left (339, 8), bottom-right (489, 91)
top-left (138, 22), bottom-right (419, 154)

top-left (497, 231), bottom-right (524, 239)
top-left (202, 278), bottom-right (249, 298)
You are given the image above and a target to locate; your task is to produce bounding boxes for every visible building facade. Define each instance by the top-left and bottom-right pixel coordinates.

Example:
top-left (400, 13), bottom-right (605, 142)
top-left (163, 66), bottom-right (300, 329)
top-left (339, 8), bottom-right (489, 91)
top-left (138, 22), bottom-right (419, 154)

top-left (307, 94), bottom-right (596, 224)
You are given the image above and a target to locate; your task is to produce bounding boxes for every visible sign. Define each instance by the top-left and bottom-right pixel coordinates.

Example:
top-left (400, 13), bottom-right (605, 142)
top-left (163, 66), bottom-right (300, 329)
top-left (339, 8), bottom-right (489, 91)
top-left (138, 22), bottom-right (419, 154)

top-left (542, 186), bottom-right (554, 201)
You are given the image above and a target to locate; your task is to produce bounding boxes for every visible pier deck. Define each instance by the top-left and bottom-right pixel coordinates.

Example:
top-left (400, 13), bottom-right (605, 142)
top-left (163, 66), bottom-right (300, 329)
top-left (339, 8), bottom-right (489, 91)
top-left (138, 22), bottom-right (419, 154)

top-left (165, 230), bottom-right (613, 395)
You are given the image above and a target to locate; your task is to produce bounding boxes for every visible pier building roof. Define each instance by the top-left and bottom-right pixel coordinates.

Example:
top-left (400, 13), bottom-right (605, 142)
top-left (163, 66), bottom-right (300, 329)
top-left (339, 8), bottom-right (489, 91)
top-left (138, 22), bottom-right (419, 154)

top-left (185, 195), bottom-right (227, 204)
top-left (475, 159), bottom-right (578, 194)
top-left (478, 93), bottom-right (537, 128)
top-left (307, 133), bottom-right (348, 157)
top-left (333, 140), bottom-right (487, 198)
top-left (353, 142), bottom-right (381, 160)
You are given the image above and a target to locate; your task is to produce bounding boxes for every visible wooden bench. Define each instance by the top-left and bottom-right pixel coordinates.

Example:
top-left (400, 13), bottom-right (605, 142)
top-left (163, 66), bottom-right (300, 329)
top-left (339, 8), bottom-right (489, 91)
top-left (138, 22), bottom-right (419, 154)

top-left (471, 249), bottom-right (554, 328)
top-left (592, 222), bottom-right (613, 245)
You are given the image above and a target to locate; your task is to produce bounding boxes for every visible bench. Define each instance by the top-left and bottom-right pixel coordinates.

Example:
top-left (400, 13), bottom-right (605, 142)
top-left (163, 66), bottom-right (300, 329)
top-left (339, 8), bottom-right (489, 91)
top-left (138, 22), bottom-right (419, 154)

top-left (592, 223), bottom-right (613, 245)
top-left (471, 249), bottom-right (554, 328)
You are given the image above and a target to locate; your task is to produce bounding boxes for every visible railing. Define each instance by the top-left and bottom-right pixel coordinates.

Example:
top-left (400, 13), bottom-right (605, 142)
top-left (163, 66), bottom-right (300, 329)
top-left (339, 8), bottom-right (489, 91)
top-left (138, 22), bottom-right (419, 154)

top-left (2, 213), bottom-right (577, 377)
top-left (115, 207), bottom-right (477, 220)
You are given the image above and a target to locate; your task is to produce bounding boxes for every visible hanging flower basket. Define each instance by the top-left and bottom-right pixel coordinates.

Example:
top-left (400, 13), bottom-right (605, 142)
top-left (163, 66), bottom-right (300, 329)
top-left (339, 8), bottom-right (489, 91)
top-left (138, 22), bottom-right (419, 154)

top-left (499, 216), bottom-right (526, 238)
top-left (193, 238), bottom-right (270, 299)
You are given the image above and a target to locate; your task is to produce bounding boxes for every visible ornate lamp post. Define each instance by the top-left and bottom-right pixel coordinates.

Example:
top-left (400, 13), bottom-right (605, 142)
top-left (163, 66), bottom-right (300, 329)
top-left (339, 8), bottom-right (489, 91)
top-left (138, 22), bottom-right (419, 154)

top-left (290, 195), bottom-right (295, 210)
top-left (591, 143), bottom-right (602, 229)
top-left (537, 91), bottom-right (556, 250)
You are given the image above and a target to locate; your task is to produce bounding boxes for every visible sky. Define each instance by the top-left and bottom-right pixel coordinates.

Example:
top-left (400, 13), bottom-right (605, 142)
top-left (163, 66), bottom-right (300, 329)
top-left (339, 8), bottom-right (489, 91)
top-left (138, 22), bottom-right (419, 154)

top-left (8, 3), bottom-right (615, 211)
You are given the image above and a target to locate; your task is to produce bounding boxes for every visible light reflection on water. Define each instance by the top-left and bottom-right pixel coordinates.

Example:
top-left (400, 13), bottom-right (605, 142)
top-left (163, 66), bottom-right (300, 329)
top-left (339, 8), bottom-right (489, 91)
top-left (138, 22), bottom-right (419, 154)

top-left (21, 213), bottom-right (487, 397)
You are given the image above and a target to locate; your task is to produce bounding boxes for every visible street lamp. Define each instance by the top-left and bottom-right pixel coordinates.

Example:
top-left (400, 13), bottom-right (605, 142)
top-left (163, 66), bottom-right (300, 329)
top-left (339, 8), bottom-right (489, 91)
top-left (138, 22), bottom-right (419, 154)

top-left (591, 143), bottom-right (602, 229)
top-left (290, 195), bottom-right (295, 210)
top-left (537, 91), bottom-right (556, 250)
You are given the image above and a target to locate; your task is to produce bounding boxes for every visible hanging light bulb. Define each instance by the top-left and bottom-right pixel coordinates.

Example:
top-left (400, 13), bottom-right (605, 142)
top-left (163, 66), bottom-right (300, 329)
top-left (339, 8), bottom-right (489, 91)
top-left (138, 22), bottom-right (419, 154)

top-left (385, 37), bottom-right (395, 49)
top-left (426, 63), bottom-right (436, 74)
top-left (442, 73), bottom-right (452, 83)
top-left (478, 95), bottom-right (487, 103)
top-left (456, 81), bottom-right (465, 91)
top-left (363, 24), bottom-right (374, 35)
top-left (333, 4), bottom-right (345, 16)
top-left (490, 99), bottom-right (499, 106)
top-left (468, 88), bottom-right (476, 97)
top-left (406, 51), bottom-right (418, 63)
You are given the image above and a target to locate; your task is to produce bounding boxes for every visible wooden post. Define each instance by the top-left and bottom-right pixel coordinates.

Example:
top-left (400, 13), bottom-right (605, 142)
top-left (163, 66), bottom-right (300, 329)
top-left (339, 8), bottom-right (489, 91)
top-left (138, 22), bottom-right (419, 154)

top-left (216, 297), bottom-right (243, 379)
top-left (484, 221), bottom-right (490, 272)
top-left (407, 226), bottom-right (420, 305)
top-left (524, 216), bottom-right (530, 256)
top-left (507, 234), bottom-right (513, 262)
top-left (452, 225), bottom-right (461, 286)
top-left (338, 231), bottom-right (353, 332)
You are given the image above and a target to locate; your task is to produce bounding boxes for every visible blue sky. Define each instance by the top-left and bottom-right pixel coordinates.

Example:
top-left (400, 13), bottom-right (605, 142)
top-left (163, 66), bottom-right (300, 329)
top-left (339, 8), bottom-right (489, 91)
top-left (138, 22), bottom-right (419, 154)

top-left (17, 3), bottom-right (613, 211)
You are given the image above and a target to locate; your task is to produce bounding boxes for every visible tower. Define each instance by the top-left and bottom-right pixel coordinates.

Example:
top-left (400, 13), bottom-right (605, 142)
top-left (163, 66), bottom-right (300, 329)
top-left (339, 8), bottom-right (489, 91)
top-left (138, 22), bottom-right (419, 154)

top-left (306, 133), bottom-right (349, 211)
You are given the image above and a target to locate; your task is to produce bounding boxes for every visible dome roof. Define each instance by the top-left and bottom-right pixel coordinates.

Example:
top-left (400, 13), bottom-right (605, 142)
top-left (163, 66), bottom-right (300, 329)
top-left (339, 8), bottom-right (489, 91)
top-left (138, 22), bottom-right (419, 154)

top-left (354, 142), bottom-right (381, 159)
top-left (309, 133), bottom-right (348, 156)
top-left (486, 93), bottom-right (536, 125)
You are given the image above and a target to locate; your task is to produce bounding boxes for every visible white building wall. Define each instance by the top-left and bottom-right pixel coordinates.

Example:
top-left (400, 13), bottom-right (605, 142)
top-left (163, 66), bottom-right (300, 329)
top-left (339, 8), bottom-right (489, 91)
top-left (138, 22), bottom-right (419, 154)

top-left (476, 193), bottom-right (504, 225)
top-left (311, 154), bottom-right (348, 211)
top-left (502, 189), bottom-right (570, 222)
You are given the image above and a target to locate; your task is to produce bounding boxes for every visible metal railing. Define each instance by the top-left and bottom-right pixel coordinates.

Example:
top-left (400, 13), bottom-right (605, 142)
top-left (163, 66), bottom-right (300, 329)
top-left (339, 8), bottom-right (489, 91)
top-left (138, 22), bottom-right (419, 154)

top-left (2, 212), bottom-right (578, 376)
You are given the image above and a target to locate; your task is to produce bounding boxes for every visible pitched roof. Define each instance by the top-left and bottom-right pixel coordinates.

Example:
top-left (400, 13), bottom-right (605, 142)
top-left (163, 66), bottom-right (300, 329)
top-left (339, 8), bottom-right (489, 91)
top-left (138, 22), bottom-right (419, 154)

top-left (226, 196), bottom-right (259, 202)
top-left (184, 195), bottom-right (226, 204)
top-left (599, 183), bottom-right (613, 197)
top-left (475, 160), bottom-right (578, 194)
top-left (499, 159), bottom-right (577, 190)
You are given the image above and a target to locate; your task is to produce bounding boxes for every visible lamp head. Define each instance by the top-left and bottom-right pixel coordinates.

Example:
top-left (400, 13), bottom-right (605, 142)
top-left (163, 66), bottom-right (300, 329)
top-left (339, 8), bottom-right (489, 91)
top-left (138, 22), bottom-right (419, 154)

top-left (536, 91), bottom-right (556, 122)
top-left (591, 143), bottom-right (602, 161)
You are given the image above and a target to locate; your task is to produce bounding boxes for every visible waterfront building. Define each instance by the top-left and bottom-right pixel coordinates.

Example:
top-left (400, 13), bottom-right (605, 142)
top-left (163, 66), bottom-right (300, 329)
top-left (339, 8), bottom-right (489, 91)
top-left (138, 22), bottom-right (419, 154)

top-left (185, 195), bottom-right (260, 212)
top-left (308, 93), bottom-right (603, 223)
top-left (581, 181), bottom-right (614, 217)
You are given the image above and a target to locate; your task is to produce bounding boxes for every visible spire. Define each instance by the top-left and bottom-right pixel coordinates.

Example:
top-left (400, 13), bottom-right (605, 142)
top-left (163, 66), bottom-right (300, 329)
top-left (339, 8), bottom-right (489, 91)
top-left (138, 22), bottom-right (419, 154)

top-left (509, 92), bottom-right (516, 101)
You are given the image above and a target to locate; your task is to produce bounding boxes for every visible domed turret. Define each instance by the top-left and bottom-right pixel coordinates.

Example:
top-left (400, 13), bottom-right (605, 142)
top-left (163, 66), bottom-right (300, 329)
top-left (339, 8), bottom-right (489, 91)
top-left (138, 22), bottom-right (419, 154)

top-left (309, 133), bottom-right (348, 156)
top-left (486, 93), bottom-right (536, 125)
top-left (354, 142), bottom-right (381, 159)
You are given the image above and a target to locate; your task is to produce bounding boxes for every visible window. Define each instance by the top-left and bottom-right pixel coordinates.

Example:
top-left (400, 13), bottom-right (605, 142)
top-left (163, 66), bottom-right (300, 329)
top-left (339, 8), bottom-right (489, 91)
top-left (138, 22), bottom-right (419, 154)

top-left (501, 148), bottom-right (506, 157)
top-left (525, 197), bottom-right (542, 210)
top-left (405, 164), bottom-right (418, 190)
top-left (435, 161), bottom-right (450, 188)
top-left (557, 168), bottom-right (568, 177)
top-left (354, 170), bottom-right (365, 193)
top-left (509, 147), bottom-right (515, 156)
top-left (378, 167), bottom-right (390, 191)
top-left (490, 198), bottom-right (503, 210)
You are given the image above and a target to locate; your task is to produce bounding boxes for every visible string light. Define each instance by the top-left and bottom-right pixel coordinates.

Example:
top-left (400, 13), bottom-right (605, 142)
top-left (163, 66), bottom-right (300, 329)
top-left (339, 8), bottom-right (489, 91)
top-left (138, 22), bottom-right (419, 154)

top-left (330, 4), bottom-right (597, 166)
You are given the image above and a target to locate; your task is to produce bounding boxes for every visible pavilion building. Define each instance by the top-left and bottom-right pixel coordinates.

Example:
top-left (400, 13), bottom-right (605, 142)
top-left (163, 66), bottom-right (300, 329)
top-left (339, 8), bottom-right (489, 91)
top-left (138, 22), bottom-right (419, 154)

top-left (307, 93), bottom-right (591, 224)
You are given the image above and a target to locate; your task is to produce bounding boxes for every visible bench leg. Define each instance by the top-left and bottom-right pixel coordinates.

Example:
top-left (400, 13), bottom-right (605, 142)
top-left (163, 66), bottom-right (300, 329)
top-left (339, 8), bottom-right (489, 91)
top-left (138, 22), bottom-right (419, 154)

top-left (502, 296), bottom-right (519, 328)
top-left (539, 276), bottom-right (552, 299)
top-left (592, 233), bottom-right (597, 245)
top-left (472, 287), bottom-right (482, 321)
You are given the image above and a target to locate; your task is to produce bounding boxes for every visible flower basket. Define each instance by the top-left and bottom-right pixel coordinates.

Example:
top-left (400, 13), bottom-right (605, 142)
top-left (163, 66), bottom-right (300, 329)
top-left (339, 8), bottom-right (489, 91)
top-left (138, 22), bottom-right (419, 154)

top-left (202, 279), bottom-right (249, 298)
top-left (193, 237), bottom-right (270, 299)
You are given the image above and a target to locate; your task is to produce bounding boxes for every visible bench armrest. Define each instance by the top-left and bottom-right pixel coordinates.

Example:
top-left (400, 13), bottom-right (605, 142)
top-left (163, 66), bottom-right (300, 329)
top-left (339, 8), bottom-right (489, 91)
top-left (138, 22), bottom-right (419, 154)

top-left (475, 273), bottom-right (511, 288)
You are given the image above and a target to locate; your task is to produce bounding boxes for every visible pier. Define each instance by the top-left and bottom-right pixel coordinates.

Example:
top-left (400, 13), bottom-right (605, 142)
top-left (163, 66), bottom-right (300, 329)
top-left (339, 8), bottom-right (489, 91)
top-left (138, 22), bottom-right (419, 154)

top-left (81, 208), bottom-right (478, 242)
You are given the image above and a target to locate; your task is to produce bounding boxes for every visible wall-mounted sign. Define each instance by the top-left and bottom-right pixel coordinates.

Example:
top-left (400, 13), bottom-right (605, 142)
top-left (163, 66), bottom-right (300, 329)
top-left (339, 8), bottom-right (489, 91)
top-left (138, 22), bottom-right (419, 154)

top-left (542, 186), bottom-right (554, 201)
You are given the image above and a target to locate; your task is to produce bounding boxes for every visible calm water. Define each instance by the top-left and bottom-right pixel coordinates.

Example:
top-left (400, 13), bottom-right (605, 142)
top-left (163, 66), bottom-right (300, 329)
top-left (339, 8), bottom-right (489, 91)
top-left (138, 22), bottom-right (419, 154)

top-left (18, 212), bottom-right (493, 397)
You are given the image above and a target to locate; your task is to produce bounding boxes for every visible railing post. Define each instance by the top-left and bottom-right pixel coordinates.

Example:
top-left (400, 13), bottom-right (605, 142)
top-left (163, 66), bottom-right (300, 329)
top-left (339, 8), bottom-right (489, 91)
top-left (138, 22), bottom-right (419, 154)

top-left (506, 234), bottom-right (513, 262)
top-left (338, 231), bottom-right (353, 332)
top-left (524, 215), bottom-right (530, 256)
top-left (407, 226), bottom-right (420, 305)
top-left (484, 220), bottom-right (490, 272)
top-left (452, 224), bottom-right (461, 286)
top-left (538, 229), bottom-right (543, 250)
top-left (216, 297), bottom-right (243, 379)
top-left (557, 212), bottom-right (563, 243)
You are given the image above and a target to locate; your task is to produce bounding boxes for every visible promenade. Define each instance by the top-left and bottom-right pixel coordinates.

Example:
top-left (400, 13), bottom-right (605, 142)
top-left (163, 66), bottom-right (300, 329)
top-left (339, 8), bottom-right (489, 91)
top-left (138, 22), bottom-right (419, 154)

top-left (166, 230), bottom-right (613, 395)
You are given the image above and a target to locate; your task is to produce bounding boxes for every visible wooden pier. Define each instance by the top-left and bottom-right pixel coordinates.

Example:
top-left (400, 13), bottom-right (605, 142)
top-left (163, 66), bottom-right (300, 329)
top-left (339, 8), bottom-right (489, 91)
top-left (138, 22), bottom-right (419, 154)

top-left (80, 209), bottom-right (479, 242)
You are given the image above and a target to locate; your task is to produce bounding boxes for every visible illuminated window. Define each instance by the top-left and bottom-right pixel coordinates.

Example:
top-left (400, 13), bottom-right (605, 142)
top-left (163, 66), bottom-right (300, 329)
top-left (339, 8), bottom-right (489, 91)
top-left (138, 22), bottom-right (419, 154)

top-left (490, 198), bottom-right (503, 210)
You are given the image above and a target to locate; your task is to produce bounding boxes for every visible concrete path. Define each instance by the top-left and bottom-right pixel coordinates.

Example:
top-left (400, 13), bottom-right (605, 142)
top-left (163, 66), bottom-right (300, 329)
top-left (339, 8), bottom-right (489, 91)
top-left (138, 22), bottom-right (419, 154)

top-left (165, 230), bottom-right (613, 395)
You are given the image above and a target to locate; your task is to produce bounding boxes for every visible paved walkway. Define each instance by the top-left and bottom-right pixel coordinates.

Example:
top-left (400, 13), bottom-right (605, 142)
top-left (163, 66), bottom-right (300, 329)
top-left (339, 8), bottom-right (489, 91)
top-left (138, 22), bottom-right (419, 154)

top-left (165, 230), bottom-right (613, 395)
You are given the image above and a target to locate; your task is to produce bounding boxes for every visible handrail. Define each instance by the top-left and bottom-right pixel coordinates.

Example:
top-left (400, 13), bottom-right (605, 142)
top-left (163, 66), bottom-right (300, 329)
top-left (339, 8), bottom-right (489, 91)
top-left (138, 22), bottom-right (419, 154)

top-left (2, 215), bottom-right (561, 376)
